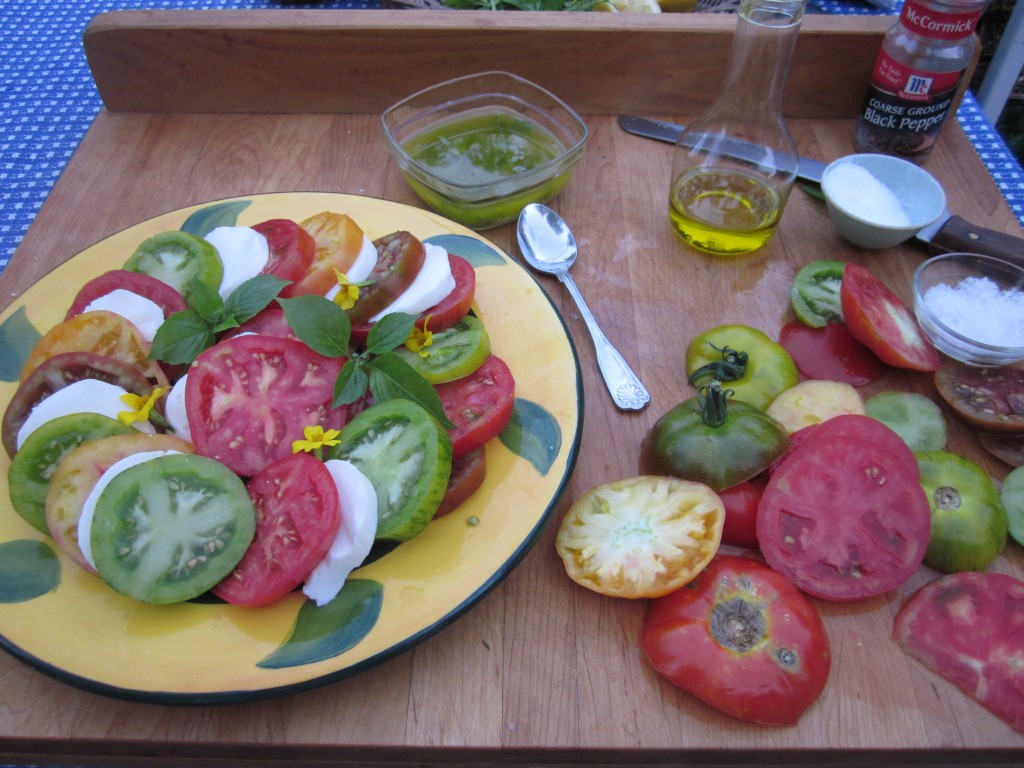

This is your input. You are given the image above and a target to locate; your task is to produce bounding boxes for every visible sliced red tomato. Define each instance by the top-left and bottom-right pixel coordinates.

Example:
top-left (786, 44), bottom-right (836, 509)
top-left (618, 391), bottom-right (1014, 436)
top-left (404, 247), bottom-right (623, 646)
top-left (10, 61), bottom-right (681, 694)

top-left (185, 335), bottom-right (346, 477)
top-left (757, 414), bottom-right (931, 601)
top-left (283, 212), bottom-right (367, 298)
top-left (2, 351), bottom-right (153, 459)
top-left (212, 453), bottom-right (341, 607)
top-left (778, 320), bottom-right (885, 386)
top-left (641, 554), bottom-right (831, 726)
top-left (225, 305), bottom-right (297, 340)
top-left (347, 231), bottom-right (426, 326)
top-left (718, 477), bottom-right (765, 549)
top-left (20, 310), bottom-right (168, 387)
top-left (434, 446), bottom-right (487, 518)
top-left (894, 571), bottom-right (1024, 735)
top-left (435, 354), bottom-right (515, 459)
top-left (350, 253), bottom-right (476, 347)
top-left (65, 269), bottom-right (186, 321)
top-left (251, 219), bottom-right (315, 286)
top-left (840, 263), bottom-right (941, 372)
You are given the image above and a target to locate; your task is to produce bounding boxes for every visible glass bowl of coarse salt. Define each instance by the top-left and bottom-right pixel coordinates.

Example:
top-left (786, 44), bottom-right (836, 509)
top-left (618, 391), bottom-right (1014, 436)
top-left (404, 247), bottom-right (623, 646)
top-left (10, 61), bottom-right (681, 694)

top-left (913, 252), bottom-right (1024, 366)
top-left (821, 154), bottom-right (946, 250)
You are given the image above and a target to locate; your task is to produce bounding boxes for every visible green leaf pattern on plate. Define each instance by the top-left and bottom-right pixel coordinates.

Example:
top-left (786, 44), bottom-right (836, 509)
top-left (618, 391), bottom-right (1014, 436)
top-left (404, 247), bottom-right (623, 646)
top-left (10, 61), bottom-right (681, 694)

top-left (179, 200), bottom-right (252, 238)
top-left (423, 234), bottom-right (506, 267)
top-left (257, 579), bottom-right (384, 669)
top-left (0, 540), bottom-right (60, 603)
top-left (500, 398), bottom-right (562, 476)
top-left (0, 306), bottom-right (42, 382)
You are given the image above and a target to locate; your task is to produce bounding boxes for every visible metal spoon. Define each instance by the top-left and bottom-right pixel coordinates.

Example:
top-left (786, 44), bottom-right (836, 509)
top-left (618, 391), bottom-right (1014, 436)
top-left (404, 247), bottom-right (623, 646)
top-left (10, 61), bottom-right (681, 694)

top-left (516, 203), bottom-right (650, 412)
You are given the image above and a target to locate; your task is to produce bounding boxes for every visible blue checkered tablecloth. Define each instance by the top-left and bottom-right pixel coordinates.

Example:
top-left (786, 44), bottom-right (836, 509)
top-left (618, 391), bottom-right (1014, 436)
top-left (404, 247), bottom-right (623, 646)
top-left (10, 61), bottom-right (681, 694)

top-left (1, 0), bottom-right (1022, 275)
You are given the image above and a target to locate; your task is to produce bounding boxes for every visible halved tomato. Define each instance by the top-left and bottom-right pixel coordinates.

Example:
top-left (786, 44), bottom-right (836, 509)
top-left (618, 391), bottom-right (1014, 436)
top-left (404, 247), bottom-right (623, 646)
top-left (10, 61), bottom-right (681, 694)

top-left (213, 452), bottom-right (341, 607)
top-left (555, 475), bottom-right (724, 599)
top-left (185, 335), bottom-right (346, 477)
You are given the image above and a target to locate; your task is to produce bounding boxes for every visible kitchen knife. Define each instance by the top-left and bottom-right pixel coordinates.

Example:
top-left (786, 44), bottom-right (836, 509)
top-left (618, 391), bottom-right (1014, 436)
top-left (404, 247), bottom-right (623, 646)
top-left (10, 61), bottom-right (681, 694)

top-left (617, 115), bottom-right (1024, 268)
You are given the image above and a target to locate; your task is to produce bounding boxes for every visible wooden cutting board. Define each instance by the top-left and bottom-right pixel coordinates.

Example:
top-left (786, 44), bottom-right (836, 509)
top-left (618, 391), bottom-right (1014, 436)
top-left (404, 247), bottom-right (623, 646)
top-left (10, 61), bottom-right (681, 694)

top-left (1, 10), bottom-right (1023, 766)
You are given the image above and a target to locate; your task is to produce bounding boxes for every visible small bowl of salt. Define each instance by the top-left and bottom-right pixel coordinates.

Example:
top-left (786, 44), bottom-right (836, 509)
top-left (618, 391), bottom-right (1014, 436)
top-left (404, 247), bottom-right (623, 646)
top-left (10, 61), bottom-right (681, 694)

top-left (821, 154), bottom-right (946, 250)
top-left (913, 252), bottom-right (1024, 366)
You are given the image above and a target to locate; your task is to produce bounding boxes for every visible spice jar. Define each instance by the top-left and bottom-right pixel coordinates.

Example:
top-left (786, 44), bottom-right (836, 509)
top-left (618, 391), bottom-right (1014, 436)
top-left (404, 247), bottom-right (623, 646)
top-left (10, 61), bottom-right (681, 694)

top-left (667, 0), bottom-right (808, 256)
top-left (853, 0), bottom-right (990, 162)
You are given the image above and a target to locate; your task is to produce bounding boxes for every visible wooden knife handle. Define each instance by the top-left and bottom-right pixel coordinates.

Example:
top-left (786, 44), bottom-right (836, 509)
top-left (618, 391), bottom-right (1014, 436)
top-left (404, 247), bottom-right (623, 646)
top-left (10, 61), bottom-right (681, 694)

top-left (929, 215), bottom-right (1024, 270)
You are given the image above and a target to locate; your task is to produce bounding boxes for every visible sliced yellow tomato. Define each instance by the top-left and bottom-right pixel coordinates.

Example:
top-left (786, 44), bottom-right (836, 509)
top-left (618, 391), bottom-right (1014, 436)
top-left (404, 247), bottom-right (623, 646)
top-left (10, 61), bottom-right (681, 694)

top-left (766, 379), bottom-right (864, 434)
top-left (45, 432), bottom-right (195, 573)
top-left (555, 476), bottom-right (724, 599)
top-left (285, 211), bottom-right (367, 297)
top-left (20, 311), bottom-right (168, 387)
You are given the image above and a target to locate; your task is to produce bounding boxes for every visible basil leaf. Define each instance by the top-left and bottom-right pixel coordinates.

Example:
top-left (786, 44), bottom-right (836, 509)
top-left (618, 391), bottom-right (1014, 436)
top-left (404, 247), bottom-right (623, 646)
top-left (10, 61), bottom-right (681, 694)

top-left (225, 274), bottom-right (288, 325)
top-left (334, 359), bottom-right (369, 407)
top-left (279, 296), bottom-right (352, 358)
top-left (188, 279), bottom-right (225, 326)
top-left (368, 352), bottom-right (454, 429)
top-left (365, 312), bottom-right (417, 355)
top-left (150, 310), bottom-right (217, 365)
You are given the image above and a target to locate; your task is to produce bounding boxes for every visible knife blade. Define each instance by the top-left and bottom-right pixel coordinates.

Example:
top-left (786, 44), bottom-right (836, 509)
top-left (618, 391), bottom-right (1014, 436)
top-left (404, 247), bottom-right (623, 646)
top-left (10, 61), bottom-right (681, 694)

top-left (618, 115), bottom-right (1024, 268)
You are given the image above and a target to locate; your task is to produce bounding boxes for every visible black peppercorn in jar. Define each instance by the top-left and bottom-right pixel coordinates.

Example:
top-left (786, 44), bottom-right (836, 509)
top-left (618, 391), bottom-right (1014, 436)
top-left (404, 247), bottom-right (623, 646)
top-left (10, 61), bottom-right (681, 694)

top-left (853, 0), bottom-right (990, 163)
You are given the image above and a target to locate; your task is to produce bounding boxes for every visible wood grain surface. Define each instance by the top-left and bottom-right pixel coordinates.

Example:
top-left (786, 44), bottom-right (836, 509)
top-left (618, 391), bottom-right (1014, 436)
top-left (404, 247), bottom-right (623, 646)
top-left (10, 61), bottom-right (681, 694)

top-left (2, 10), bottom-right (1024, 767)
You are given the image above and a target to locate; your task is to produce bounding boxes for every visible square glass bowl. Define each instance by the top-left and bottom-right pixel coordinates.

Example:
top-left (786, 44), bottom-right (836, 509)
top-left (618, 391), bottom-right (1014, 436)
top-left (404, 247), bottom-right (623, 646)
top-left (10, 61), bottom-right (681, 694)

top-left (381, 71), bottom-right (589, 230)
top-left (913, 252), bottom-right (1024, 366)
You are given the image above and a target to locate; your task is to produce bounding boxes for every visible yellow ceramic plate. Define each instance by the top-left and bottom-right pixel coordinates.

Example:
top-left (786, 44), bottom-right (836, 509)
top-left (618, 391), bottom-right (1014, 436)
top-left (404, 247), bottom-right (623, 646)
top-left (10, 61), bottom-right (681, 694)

top-left (0, 192), bottom-right (581, 703)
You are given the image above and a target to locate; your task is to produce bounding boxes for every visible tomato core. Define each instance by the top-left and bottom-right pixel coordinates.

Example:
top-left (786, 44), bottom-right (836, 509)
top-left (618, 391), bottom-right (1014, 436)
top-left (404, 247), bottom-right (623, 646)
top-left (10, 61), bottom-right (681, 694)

top-left (710, 597), bottom-right (765, 653)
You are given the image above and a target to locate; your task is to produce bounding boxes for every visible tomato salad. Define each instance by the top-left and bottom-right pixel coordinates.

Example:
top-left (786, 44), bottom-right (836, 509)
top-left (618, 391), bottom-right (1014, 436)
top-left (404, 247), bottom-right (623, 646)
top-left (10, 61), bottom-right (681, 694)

top-left (3, 212), bottom-right (516, 609)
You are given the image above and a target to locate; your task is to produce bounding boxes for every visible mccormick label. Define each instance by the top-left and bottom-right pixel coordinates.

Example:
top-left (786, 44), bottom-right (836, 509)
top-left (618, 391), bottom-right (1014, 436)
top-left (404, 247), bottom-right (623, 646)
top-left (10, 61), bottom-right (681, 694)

top-left (899, 0), bottom-right (984, 41)
top-left (869, 50), bottom-right (963, 101)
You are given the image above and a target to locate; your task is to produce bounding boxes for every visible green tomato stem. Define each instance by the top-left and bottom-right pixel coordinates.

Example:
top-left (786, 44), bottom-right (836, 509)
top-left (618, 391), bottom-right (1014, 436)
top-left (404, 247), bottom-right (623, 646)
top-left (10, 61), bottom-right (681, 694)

top-left (688, 343), bottom-right (749, 386)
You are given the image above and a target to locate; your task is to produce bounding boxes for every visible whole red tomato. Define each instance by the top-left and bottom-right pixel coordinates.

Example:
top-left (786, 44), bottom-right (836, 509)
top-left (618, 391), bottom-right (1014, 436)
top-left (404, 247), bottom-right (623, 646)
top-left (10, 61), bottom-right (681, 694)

top-left (718, 478), bottom-right (764, 549)
top-left (640, 554), bottom-right (831, 726)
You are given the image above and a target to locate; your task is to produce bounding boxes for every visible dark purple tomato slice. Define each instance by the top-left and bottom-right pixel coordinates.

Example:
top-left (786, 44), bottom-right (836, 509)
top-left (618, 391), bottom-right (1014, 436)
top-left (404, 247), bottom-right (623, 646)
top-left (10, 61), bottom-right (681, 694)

top-left (778, 321), bottom-right (885, 387)
top-left (935, 361), bottom-right (1024, 435)
top-left (2, 351), bottom-right (153, 459)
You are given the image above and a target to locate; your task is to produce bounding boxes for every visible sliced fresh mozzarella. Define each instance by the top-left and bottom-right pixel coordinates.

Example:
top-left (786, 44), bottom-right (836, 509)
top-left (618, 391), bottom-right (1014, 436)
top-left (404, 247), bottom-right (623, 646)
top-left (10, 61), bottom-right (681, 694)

top-left (164, 374), bottom-right (192, 443)
top-left (82, 289), bottom-right (165, 343)
top-left (16, 379), bottom-right (156, 450)
top-left (204, 226), bottom-right (270, 300)
top-left (303, 459), bottom-right (379, 607)
top-left (77, 450), bottom-right (183, 569)
top-left (369, 243), bottom-right (455, 321)
top-left (324, 235), bottom-right (378, 302)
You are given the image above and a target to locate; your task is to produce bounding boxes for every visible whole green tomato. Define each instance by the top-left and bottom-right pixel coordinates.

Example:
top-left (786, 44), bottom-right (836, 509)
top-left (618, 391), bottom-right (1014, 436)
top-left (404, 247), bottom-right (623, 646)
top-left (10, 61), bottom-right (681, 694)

top-left (916, 450), bottom-right (1008, 573)
top-left (641, 380), bottom-right (790, 492)
top-left (686, 324), bottom-right (799, 411)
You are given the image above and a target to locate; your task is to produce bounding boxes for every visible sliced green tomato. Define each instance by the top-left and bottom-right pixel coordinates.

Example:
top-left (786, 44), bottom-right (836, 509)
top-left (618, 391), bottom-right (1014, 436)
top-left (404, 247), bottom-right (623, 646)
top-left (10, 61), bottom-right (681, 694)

top-left (865, 391), bottom-right (948, 452)
top-left (90, 453), bottom-right (256, 604)
top-left (394, 315), bottom-right (490, 385)
top-left (328, 399), bottom-right (452, 541)
top-left (790, 260), bottom-right (846, 328)
top-left (916, 450), bottom-right (1008, 574)
top-left (8, 413), bottom-right (134, 534)
top-left (123, 231), bottom-right (223, 295)
top-left (1001, 466), bottom-right (1024, 548)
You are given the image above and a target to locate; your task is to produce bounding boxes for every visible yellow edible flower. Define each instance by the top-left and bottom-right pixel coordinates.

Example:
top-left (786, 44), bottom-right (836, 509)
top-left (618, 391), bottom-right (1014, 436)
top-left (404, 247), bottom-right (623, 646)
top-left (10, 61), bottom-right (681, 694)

top-left (292, 424), bottom-right (342, 455)
top-left (405, 315), bottom-right (434, 358)
top-left (117, 388), bottom-right (166, 427)
top-left (331, 269), bottom-right (360, 310)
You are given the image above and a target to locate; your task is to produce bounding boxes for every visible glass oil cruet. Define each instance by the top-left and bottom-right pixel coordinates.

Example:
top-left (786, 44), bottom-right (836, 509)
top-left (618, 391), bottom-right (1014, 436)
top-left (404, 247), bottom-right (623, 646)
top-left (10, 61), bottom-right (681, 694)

top-left (668, 0), bottom-right (808, 256)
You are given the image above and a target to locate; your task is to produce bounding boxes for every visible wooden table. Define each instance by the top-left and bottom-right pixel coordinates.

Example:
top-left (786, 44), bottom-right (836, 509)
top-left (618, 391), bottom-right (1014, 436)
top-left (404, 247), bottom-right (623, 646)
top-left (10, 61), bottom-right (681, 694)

top-left (2, 10), bottom-right (1023, 766)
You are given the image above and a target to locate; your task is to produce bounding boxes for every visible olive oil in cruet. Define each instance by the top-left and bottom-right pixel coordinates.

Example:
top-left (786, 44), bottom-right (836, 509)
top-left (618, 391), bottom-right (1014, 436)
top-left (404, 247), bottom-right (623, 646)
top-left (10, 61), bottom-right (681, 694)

top-left (668, 0), bottom-right (807, 256)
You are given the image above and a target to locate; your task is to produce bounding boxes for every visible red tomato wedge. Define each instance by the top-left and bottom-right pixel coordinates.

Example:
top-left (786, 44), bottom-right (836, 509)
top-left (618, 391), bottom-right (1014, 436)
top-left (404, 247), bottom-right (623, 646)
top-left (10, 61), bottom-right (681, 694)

top-left (894, 571), bottom-right (1024, 735)
top-left (65, 269), bottom-right (186, 321)
top-left (251, 219), bottom-right (315, 286)
top-left (185, 335), bottom-right (346, 477)
top-left (435, 354), bottom-right (516, 459)
top-left (641, 554), bottom-right (831, 726)
top-left (778, 320), bottom-right (885, 386)
top-left (757, 414), bottom-right (931, 601)
top-left (213, 453), bottom-right (341, 607)
top-left (350, 253), bottom-right (476, 347)
top-left (840, 263), bottom-right (941, 372)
